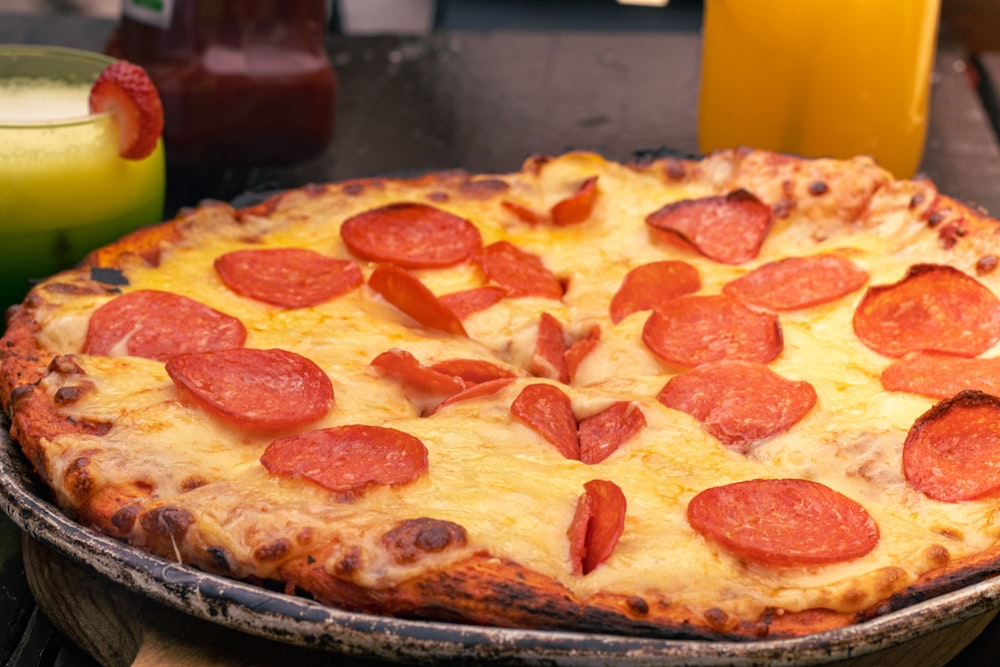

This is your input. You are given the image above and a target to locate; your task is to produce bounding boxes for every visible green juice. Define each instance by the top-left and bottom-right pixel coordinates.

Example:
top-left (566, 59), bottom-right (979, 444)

top-left (0, 51), bottom-right (166, 314)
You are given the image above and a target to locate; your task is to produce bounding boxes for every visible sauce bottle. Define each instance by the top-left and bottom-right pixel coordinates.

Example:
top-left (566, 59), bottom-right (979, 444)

top-left (109, 0), bottom-right (336, 167)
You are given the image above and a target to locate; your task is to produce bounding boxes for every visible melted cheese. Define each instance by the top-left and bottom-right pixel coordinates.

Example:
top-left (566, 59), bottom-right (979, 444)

top-left (28, 151), bottom-right (1000, 624)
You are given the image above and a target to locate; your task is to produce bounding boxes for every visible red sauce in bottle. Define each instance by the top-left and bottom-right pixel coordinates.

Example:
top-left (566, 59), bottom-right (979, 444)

top-left (111, 0), bottom-right (336, 167)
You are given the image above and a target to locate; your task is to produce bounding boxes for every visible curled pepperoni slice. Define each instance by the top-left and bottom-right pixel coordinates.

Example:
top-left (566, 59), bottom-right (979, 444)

top-left (340, 202), bottom-right (482, 269)
top-left (428, 358), bottom-right (516, 384)
top-left (723, 254), bottom-right (869, 311)
top-left (374, 351), bottom-right (517, 415)
top-left (502, 200), bottom-right (542, 225)
top-left (432, 378), bottom-right (515, 414)
top-left (439, 286), bottom-right (508, 320)
top-left (166, 348), bottom-right (333, 430)
top-left (371, 349), bottom-right (465, 398)
top-left (657, 361), bottom-right (816, 450)
top-left (881, 352), bottom-right (1000, 399)
top-left (215, 248), bottom-right (362, 308)
top-left (579, 401), bottom-right (646, 464)
top-left (479, 241), bottom-right (564, 300)
top-left (645, 189), bottom-right (772, 265)
top-left (369, 264), bottom-right (467, 336)
top-left (687, 479), bottom-right (879, 567)
top-left (510, 383), bottom-right (580, 460)
top-left (261, 424), bottom-right (428, 493)
top-left (569, 479), bottom-right (627, 575)
top-left (853, 264), bottom-right (1000, 358)
top-left (551, 176), bottom-right (598, 226)
top-left (609, 260), bottom-right (701, 324)
top-left (565, 324), bottom-right (601, 381)
top-left (903, 391), bottom-right (1000, 502)
top-left (530, 312), bottom-right (570, 383)
top-left (642, 294), bottom-right (782, 367)
top-left (84, 290), bottom-right (246, 361)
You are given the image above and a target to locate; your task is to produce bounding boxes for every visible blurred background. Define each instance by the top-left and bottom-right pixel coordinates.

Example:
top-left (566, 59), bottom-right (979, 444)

top-left (6, 0), bottom-right (698, 32)
top-left (2, 0), bottom-right (992, 49)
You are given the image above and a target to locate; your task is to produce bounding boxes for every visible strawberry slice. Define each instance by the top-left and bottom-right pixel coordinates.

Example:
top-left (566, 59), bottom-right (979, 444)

top-left (88, 60), bottom-right (164, 160)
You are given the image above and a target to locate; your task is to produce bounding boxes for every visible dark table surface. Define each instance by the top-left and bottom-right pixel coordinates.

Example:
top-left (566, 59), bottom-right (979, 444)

top-left (4, 8), bottom-right (1000, 667)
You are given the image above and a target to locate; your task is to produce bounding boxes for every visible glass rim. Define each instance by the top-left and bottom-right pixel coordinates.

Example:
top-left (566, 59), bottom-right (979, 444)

top-left (0, 44), bottom-right (117, 129)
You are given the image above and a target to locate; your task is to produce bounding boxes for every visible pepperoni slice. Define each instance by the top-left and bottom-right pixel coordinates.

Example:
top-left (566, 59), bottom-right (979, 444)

top-left (569, 479), bottom-right (627, 575)
top-left (853, 264), bottom-right (1000, 358)
top-left (214, 248), bottom-right (363, 308)
top-left (479, 241), bottom-right (564, 300)
top-left (579, 401), bottom-right (646, 464)
top-left (432, 378), bottom-right (515, 414)
top-left (565, 324), bottom-right (601, 381)
top-left (551, 176), bottom-right (598, 226)
top-left (723, 254), bottom-right (869, 311)
top-left (502, 200), bottom-right (542, 225)
top-left (645, 189), bottom-right (772, 265)
top-left (657, 361), bottom-right (816, 450)
top-left (340, 202), bottom-right (482, 269)
top-left (641, 294), bottom-right (783, 367)
top-left (609, 260), bottom-right (701, 324)
top-left (428, 358), bottom-right (516, 384)
top-left (687, 479), bottom-right (879, 567)
top-left (903, 391), bottom-right (1000, 502)
top-left (371, 349), bottom-right (465, 398)
top-left (261, 424), bottom-right (428, 493)
top-left (84, 290), bottom-right (246, 361)
top-left (166, 348), bottom-right (333, 430)
top-left (510, 383), bottom-right (580, 460)
top-left (368, 264), bottom-right (467, 336)
top-left (529, 312), bottom-right (570, 383)
top-left (881, 352), bottom-right (1000, 399)
top-left (439, 286), bottom-right (508, 320)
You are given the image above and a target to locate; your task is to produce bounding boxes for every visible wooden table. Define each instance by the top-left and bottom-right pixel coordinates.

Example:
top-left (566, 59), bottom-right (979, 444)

top-left (3, 9), bottom-right (1000, 667)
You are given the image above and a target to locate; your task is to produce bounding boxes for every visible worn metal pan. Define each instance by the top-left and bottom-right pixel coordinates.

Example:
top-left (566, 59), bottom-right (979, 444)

top-left (2, 426), bottom-right (999, 666)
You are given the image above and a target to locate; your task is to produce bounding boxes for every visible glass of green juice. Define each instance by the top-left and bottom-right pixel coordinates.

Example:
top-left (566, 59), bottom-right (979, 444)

top-left (0, 45), bottom-right (166, 314)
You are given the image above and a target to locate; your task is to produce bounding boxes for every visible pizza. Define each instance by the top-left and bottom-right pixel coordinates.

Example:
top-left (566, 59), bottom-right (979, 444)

top-left (3, 148), bottom-right (1000, 641)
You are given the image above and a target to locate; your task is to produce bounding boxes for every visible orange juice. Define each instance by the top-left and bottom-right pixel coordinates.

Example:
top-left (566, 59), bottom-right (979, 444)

top-left (698, 0), bottom-right (940, 178)
top-left (0, 46), bottom-right (165, 310)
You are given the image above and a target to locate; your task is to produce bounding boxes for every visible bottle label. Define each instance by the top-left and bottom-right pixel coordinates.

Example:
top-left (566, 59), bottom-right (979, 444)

top-left (122, 0), bottom-right (176, 30)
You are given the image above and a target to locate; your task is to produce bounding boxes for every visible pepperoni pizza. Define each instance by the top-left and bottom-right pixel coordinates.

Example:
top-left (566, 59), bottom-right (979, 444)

top-left (4, 148), bottom-right (1000, 640)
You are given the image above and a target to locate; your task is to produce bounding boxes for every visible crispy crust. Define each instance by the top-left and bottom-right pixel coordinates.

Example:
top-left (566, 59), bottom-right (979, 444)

top-left (4, 148), bottom-right (1000, 641)
top-left (278, 547), bottom-right (866, 640)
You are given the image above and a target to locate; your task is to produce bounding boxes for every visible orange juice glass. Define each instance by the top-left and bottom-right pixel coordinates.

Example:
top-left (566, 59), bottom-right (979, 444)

top-left (0, 45), bottom-right (165, 312)
top-left (698, 0), bottom-right (941, 178)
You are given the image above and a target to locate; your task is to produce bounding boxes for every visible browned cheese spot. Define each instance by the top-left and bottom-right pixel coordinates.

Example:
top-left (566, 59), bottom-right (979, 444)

top-left (63, 455), bottom-right (95, 503)
top-left (139, 505), bottom-right (194, 541)
top-left (625, 595), bottom-right (650, 615)
top-left (333, 546), bottom-right (364, 577)
top-left (976, 254), bottom-right (999, 275)
top-left (381, 517), bottom-right (469, 564)
top-left (704, 607), bottom-right (734, 633)
top-left (179, 475), bottom-right (210, 492)
top-left (808, 180), bottom-right (829, 196)
top-left (48, 354), bottom-right (84, 375)
top-left (110, 504), bottom-right (140, 535)
top-left (54, 384), bottom-right (91, 405)
top-left (253, 538), bottom-right (293, 562)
